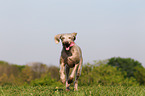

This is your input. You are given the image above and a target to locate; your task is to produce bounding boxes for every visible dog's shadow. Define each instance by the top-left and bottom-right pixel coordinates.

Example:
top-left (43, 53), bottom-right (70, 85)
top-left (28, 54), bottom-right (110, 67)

top-left (52, 87), bottom-right (75, 92)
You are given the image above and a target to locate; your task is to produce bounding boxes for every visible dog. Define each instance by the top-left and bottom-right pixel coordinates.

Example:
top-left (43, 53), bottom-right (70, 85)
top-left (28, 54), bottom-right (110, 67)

top-left (54, 32), bottom-right (83, 91)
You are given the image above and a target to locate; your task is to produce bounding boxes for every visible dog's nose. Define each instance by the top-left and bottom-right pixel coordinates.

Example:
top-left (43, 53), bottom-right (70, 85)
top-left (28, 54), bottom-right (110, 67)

top-left (64, 41), bottom-right (69, 44)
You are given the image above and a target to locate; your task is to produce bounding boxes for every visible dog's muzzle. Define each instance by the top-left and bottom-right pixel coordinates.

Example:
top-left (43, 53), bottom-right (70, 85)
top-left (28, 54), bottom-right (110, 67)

top-left (63, 42), bottom-right (75, 51)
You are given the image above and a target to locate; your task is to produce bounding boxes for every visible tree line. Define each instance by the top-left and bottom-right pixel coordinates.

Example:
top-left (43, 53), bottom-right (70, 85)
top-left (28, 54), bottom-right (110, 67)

top-left (0, 57), bottom-right (145, 86)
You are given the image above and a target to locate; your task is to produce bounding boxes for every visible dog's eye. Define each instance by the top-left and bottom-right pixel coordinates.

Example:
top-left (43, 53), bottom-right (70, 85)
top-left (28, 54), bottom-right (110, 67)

top-left (61, 37), bottom-right (65, 40)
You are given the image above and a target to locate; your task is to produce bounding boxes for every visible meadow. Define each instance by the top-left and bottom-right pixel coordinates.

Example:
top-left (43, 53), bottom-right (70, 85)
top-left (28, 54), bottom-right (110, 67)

top-left (0, 85), bottom-right (145, 96)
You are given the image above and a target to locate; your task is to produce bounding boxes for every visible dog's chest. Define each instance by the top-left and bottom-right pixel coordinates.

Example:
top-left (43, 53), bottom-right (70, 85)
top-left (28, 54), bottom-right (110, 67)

top-left (61, 50), bottom-right (76, 67)
top-left (62, 51), bottom-right (72, 61)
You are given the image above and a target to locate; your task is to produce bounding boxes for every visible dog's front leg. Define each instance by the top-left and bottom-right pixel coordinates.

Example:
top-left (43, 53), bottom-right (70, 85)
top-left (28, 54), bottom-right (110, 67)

top-left (68, 64), bottom-right (79, 84)
top-left (74, 58), bottom-right (83, 91)
top-left (59, 61), bottom-right (65, 84)
top-left (65, 65), bottom-right (70, 91)
top-left (76, 57), bottom-right (83, 78)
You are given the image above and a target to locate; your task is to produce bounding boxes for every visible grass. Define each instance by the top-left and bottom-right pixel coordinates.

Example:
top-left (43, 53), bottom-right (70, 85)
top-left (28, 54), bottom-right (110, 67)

top-left (0, 85), bottom-right (145, 96)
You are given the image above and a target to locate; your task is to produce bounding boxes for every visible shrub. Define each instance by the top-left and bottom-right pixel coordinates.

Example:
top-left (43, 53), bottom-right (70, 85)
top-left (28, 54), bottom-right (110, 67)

top-left (107, 57), bottom-right (142, 78)
top-left (30, 73), bottom-right (63, 87)
top-left (79, 63), bottom-right (139, 86)
top-left (134, 66), bottom-right (145, 85)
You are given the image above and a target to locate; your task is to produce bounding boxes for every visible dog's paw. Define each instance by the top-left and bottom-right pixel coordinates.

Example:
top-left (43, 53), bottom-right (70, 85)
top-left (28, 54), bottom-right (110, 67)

top-left (66, 88), bottom-right (70, 91)
top-left (62, 80), bottom-right (66, 84)
top-left (68, 57), bottom-right (74, 62)
top-left (68, 77), bottom-right (73, 84)
top-left (60, 78), bottom-right (66, 84)
top-left (68, 57), bottom-right (72, 61)
top-left (60, 74), bottom-right (65, 84)
top-left (74, 88), bottom-right (78, 91)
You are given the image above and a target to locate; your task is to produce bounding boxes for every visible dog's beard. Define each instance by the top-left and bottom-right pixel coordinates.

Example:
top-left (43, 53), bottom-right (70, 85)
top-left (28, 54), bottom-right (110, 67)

top-left (63, 42), bottom-right (75, 51)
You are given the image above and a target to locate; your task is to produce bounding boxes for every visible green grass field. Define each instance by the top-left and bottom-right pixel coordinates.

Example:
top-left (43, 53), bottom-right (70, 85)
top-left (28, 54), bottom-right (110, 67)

top-left (0, 86), bottom-right (145, 96)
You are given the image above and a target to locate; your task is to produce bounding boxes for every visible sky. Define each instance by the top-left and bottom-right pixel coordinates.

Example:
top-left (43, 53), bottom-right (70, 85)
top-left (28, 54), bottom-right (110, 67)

top-left (0, 0), bottom-right (145, 67)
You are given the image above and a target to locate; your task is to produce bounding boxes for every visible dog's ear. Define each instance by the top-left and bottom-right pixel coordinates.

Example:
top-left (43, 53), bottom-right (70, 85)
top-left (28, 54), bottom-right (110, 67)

top-left (54, 34), bottom-right (62, 44)
top-left (72, 32), bottom-right (77, 41)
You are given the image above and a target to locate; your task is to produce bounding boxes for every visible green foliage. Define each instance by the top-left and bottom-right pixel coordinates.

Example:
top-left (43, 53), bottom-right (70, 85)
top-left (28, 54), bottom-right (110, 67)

top-left (30, 74), bottom-right (62, 87)
top-left (0, 61), bottom-right (60, 86)
top-left (134, 66), bottom-right (145, 85)
top-left (79, 63), bottom-right (138, 86)
top-left (0, 59), bottom-right (144, 86)
top-left (0, 61), bottom-right (9, 65)
top-left (21, 65), bottom-right (33, 83)
top-left (107, 57), bottom-right (143, 77)
top-left (12, 64), bottom-right (25, 71)
top-left (107, 57), bottom-right (145, 85)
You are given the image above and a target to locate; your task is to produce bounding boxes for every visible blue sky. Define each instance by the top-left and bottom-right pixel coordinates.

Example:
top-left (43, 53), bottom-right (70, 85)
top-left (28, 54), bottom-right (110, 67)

top-left (0, 0), bottom-right (145, 67)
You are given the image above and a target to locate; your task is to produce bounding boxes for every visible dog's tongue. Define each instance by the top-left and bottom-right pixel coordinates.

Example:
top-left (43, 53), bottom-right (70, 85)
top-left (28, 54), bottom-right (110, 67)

top-left (70, 42), bottom-right (75, 47)
top-left (66, 42), bottom-right (75, 51)
top-left (66, 47), bottom-right (70, 50)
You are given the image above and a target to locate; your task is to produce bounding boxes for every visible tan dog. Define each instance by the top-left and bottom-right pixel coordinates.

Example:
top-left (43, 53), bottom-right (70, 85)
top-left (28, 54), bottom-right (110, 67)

top-left (54, 32), bottom-right (83, 91)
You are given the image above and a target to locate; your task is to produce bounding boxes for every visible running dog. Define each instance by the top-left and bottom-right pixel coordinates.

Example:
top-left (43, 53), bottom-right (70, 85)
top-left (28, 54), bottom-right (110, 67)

top-left (54, 32), bottom-right (83, 91)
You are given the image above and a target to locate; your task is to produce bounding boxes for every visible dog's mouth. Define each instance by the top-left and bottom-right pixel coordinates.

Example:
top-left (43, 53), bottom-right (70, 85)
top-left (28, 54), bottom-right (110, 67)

top-left (63, 42), bottom-right (75, 51)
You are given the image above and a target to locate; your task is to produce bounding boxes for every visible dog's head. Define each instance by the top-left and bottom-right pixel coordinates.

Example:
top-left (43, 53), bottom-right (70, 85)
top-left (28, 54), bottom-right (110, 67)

top-left (55, 32), bottom-right (77, 51)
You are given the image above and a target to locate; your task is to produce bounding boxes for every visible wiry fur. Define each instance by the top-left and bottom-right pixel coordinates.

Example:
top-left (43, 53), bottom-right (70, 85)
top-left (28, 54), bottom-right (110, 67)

top-left (54, 32), bottom-right (83, 91)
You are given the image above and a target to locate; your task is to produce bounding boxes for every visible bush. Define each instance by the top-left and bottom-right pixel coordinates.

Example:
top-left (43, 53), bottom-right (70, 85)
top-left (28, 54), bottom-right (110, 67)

top-left (0, 60), bottom-right (142, 86)
top-left (134, 66), bottom-right (145, 85)
top-left (79, 63), bottom-right (139, 86)
top-left (30, 73), bottom-right (63, 87)
top-left (107, 57), bottom-right (142, 78)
